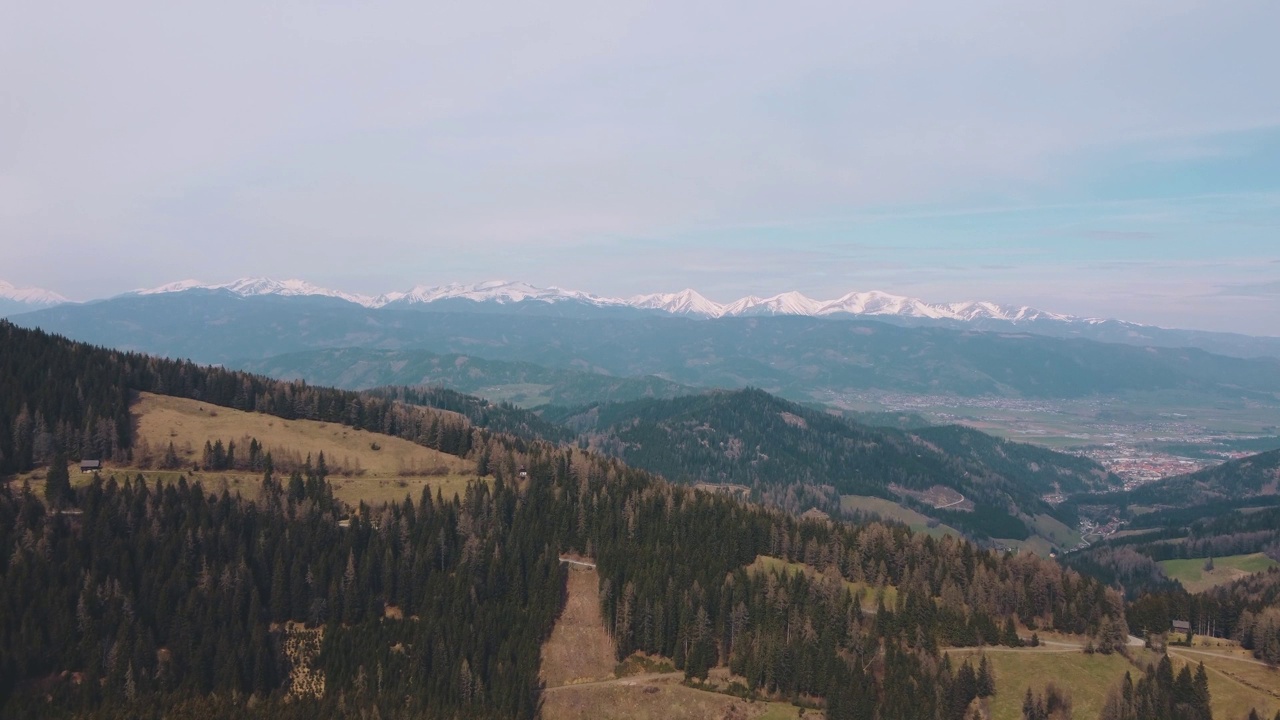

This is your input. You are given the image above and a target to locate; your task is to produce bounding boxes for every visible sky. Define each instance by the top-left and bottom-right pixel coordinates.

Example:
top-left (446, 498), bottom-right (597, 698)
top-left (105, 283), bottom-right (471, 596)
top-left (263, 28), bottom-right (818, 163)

top-left (3, 0), bottom-right (1279, 335)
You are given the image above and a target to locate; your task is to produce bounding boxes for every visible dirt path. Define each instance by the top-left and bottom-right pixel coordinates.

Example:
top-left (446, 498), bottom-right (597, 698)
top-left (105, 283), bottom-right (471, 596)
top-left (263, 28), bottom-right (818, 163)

top-left (967, 644), bottom-right (1083, 654)
top-left (935, 493), bottom-right (966, 509)
top-left (1169, 647), bottom-right (1276, 669)
top-left (543, 672), bottom-right (686, 693)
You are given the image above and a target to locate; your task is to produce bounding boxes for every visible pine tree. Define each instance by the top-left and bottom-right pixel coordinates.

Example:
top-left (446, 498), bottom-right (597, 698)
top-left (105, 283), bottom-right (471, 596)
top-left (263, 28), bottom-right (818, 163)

top-left (45, 450), bottom-right (72, 505)
top-left (976, 655), bottom-right (995, 698)
top-left (1003, 617), bottom-right (1021, 647)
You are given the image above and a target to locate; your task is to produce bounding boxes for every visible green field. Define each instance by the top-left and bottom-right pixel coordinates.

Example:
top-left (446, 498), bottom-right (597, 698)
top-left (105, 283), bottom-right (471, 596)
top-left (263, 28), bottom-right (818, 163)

top-left (992, 514), bottom-right (1084, 556)
top-left (950, 646), bottom-right (1279, 720)
top-left (951, 649), bottom-right (1138, 720)
top-left (840, 495), bottom-right (961, 539)
top-left (1159, 553), bottom-right (1280, 593)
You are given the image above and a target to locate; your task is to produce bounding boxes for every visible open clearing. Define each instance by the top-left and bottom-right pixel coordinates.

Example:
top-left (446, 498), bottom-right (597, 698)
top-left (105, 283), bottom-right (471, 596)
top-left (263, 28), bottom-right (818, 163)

top-left (1168, 646), bottom-right (1280, 719)
top-left (134, 392), bottom-right (477, 506)
top-left (950, 647), bottom-right (1136, 720)
top-left (1159, 553), bottom-right (1279, 593)
top-left (540, 564), bottom-right (618, 688)
top-left (13, 392), bottom-right (479, 508)
top-left (951, 643), bottom-right (1278, 720)
top-left (839, 495), bottom-right (961, 539)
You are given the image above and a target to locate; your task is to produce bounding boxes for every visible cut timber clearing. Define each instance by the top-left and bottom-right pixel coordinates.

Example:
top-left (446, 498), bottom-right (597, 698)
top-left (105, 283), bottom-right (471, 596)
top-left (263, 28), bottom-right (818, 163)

top-left (540, 561), bottom-right (617, 689)
top-left (540, 558), bottom-right (815, 720)
top-left (280, 623), bottom-right (325, 699)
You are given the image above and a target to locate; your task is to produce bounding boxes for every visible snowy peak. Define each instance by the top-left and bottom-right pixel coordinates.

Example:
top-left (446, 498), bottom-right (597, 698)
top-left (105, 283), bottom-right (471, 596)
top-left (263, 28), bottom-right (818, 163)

top-left (817, 290), bottom-right (941, 318)
top-left (134, 279), bottom-right (208, 295)
top-left (382, 280), bottom-right (624, 308)
top-left (223, 277), bottom-right (378, 307)
top-left (133, 278), bottom-right (377, 306)
top-left (940, 301), bottom-right (1070, 323)
top-left (0, 280), bottom-right (70, 307)
top-left (628, 289), bottom-right (725, 317)
top-left (721, 291), bottom-right (824, 317)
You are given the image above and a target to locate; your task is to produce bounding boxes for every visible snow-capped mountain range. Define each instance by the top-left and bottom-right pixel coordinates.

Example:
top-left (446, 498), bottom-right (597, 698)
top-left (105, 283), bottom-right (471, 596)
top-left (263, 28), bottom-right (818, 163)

top-left (0, 276), bottom-right (1085, 323)
top-left (0, 280), bottom-right (69, 306)
top-left (115, 277), bottom-right (1076, 323)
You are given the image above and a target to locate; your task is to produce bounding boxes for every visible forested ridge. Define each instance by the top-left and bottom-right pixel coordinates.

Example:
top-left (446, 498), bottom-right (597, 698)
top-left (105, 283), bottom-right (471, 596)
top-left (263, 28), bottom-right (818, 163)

top-left (546, 389), bottom-right (1107, 537)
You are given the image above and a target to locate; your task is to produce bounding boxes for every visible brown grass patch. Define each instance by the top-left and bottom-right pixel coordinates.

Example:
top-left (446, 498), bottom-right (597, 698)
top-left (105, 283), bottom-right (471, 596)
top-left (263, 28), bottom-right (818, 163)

top-left (1168, 648), bottom-right (1280, 720)
top-left (114, 392), bottom-right (478, 506)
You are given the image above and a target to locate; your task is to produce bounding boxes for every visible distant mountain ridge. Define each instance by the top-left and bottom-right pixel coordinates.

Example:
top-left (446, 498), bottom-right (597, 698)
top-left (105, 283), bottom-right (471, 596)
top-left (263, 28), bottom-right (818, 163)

top-left (12, 291), bottom-right (1280, 403)
top-left (7, 275), bottom-right (1280, 358)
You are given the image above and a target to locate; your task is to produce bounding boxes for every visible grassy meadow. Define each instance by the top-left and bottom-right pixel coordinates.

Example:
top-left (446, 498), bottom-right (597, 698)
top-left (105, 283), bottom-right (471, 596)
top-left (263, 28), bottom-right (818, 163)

top-left (14, 392), bottom-right (480, 508)
top-left (1159, 553), bottom-right (1279, 593)
top-left (840, 494), bottom-right (962, 539)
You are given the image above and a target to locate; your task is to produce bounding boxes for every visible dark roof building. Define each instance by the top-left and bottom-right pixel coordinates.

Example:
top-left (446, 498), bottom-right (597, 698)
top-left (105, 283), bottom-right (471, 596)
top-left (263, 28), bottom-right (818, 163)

top-left (79, 459), bottom-right (102, 473)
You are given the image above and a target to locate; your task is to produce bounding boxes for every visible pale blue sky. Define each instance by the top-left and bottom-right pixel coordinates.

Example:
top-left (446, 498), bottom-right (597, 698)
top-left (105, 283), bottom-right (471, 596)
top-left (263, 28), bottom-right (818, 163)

top-left (2, 1), bottom-right (1278, 333)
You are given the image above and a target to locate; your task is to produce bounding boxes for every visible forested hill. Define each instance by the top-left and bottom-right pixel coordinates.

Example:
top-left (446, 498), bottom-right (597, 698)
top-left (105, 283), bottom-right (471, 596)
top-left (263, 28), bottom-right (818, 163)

top-left (0, 321), bottom-right (1137, 719)
top-left (543, 389), bottom-right (1112, 530)
top-left (0, 321), bottom-right (563, 476)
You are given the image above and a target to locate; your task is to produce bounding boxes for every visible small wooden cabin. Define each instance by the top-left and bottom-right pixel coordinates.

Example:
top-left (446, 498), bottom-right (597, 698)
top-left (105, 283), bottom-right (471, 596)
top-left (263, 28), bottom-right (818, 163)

top-left (79, 459), bottom-right (102, 473)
